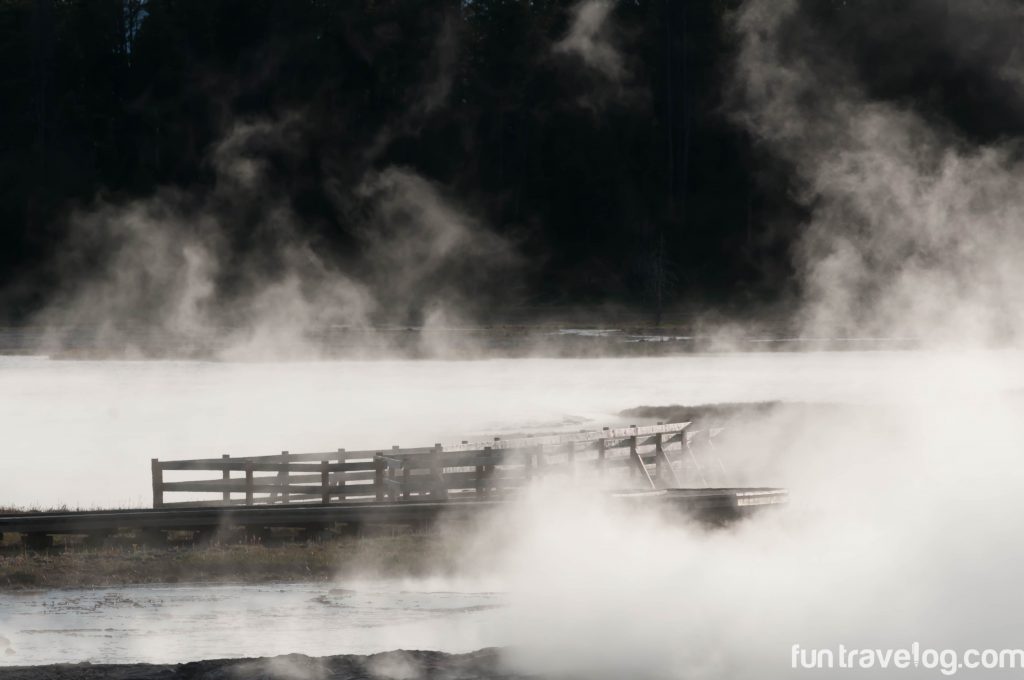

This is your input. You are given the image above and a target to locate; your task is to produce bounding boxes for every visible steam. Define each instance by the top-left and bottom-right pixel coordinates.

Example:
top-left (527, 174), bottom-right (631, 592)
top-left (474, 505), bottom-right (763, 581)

top-left (26, 6), bottom-right (519, 360)
top-left (427, 4), bottom-right (1024, 677)
top-left (355, 168), bottom-right (518, 332)
top-left (34, 115), bottom-right (516, 359)
top-left (441, 359), bottom-right (1024, 679)
top-left (553, 1), bottom-right (626, 83)
top-left (730, 0), bottom-right (1024, 345)
top-left (364, 12), bottom-right (460, 161)
top-left (552, 0), bottom-right (643, 110)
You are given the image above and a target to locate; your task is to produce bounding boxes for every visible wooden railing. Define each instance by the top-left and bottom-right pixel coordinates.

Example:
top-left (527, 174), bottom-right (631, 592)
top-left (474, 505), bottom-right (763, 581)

top-left (151, 422), bottom-right (722, 508)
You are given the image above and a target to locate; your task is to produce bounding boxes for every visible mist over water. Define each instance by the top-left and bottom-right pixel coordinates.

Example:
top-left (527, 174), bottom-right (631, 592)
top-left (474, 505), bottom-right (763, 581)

top-left (731, 0), bottom-right (1024, 345)
top-left (3, 349), bottom-right (1024, 678)
top-left (491, 373), bottom-right (1024, 678)
top-left (4, 351), bottom-right (1019, 509)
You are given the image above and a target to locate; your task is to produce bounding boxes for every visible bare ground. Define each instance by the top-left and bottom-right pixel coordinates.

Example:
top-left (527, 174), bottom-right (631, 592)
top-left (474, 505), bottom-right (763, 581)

top-left (0, 533), bottom-right (459, 591)
top-left (0, 648), bottom-right (539, 680)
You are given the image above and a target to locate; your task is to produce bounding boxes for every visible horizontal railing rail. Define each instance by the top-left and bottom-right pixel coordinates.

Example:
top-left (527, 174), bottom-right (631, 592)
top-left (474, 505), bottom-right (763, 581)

top-left (150, 421), bottom-right (723, 508)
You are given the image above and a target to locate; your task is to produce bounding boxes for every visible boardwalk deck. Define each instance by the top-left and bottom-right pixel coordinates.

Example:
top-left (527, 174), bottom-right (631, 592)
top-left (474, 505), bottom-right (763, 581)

top-left (0, 488), bottom-right (787, 544)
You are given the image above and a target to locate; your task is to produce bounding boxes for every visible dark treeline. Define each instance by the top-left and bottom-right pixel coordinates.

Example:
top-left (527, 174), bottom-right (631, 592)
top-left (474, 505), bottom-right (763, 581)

top-left (0, 0), bottom-right (1017, 325)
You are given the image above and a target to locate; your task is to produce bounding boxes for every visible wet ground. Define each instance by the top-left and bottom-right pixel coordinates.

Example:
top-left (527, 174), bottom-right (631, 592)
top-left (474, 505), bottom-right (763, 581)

top-left (0, 582), bottom-right (505, 666)
top-left (0, 648), bottom-right (535, 679)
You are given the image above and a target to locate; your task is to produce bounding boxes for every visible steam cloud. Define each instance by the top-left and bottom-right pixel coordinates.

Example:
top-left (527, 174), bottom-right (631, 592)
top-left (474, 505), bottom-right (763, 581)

top-left (28, 7), bottom-right (521, 360)
top-left (437, 3), bottom-right (1024, 678)
top-left (553, 0), bottom-right (626, 83)
top-left (552, 0), bottom-right (642, 110)
top-left (34, 115), bottom-right (517, 359)
top-left (730, 0), bottom-right (1024, 345)
top-left (478, 381), bottom-right (1024, 679)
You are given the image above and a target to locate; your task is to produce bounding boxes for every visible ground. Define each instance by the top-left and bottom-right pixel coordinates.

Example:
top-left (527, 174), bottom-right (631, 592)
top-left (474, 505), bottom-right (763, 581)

top-left (0, 649), bottom-right (537, 680)
top-left (0, 533), bottom-right (453, 591)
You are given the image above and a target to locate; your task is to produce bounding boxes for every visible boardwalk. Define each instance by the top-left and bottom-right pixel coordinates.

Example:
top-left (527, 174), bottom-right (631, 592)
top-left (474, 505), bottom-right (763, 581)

top-left (152, 422), bottom-right (715, 508)
top-left (0, 422), bottom-right (787, 547)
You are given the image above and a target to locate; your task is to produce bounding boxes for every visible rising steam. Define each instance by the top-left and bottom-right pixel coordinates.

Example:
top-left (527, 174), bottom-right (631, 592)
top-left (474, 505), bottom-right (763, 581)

top-left (730, 0), bottom-right (1024, 345)
top-left (552, 0), bottom-right (644, 110)
top-left (553, 0), bottom-right (626, 83)
top-left (34, 114), bottom-right (517, 359)
top-left (457, 3), bottom-right (1024, 677)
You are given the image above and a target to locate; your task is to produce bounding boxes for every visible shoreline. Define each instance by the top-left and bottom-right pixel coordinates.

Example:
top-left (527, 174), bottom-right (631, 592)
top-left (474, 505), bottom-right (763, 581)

top-left (0, 324), bottom-right (925, 361)
top-left (0, 648), bottom-right (535, 679)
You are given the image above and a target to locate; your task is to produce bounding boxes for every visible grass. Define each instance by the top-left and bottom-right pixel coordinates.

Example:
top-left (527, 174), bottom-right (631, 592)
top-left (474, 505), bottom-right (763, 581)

top-left (0, 531), bottom-right (459, 591)
top-left (0, 504), bottom-right (145, 515)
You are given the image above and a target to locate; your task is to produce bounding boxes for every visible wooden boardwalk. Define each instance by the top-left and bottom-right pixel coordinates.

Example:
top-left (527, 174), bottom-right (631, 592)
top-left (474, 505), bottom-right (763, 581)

top-left (0, 488), bottom-right (786, 547)
top-left (151, 422), bottom-right (721, 508)
top-left (0, 422), bottom-right (787, 547)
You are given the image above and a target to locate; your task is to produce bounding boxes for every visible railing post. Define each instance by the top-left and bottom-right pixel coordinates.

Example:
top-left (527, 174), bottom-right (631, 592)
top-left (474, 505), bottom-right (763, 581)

top-left (431, 444), bottom-right (447, 500)
top-left (337, 449), bottom-right (346, 500)
top-left (151, 459), bottom-right (163, 509)
top-left (597, 433), bottom-right (607, 477)
top-left (684, 430), bottom-right (709, 487)
top-left (374, 453), bottom-right (384, 502)
top-left (654, 433), bottom-right (663, 483)
top-left (629, 426), bottom-right (637, 479)
top-left (402, 460), bottom-right (411, 500)
top-left (653, 431), bottom-right (681, 488)
top-left (480, 446), bottom-right (492, 498)
top-left (390, 446), bottom-right (401, 502)
top-left (245, 462), bottom-right (254, 506)
top-left (630, 434), bottom-right (638, 479)
top-left (388, 460), bottom-right (398, 502)
top-left (280, 451), bottom-right (290, 505)
top-left (630, 433), bottom-right (655, 489)
top-left (321, 460), bottom-right (330, 505)
top-left (222, 454), bottom-right (231, 502)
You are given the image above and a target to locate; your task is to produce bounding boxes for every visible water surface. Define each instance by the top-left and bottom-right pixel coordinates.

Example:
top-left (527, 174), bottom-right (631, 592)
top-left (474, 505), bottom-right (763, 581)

top-left (0, 581), bottom-right (505, 665)
top-left (3, 351), bottom-right (1019, 508)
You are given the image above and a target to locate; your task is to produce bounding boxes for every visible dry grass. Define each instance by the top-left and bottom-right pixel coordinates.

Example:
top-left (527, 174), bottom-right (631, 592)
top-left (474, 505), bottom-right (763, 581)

top-left (0, 532), bottom-right (458, 591)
